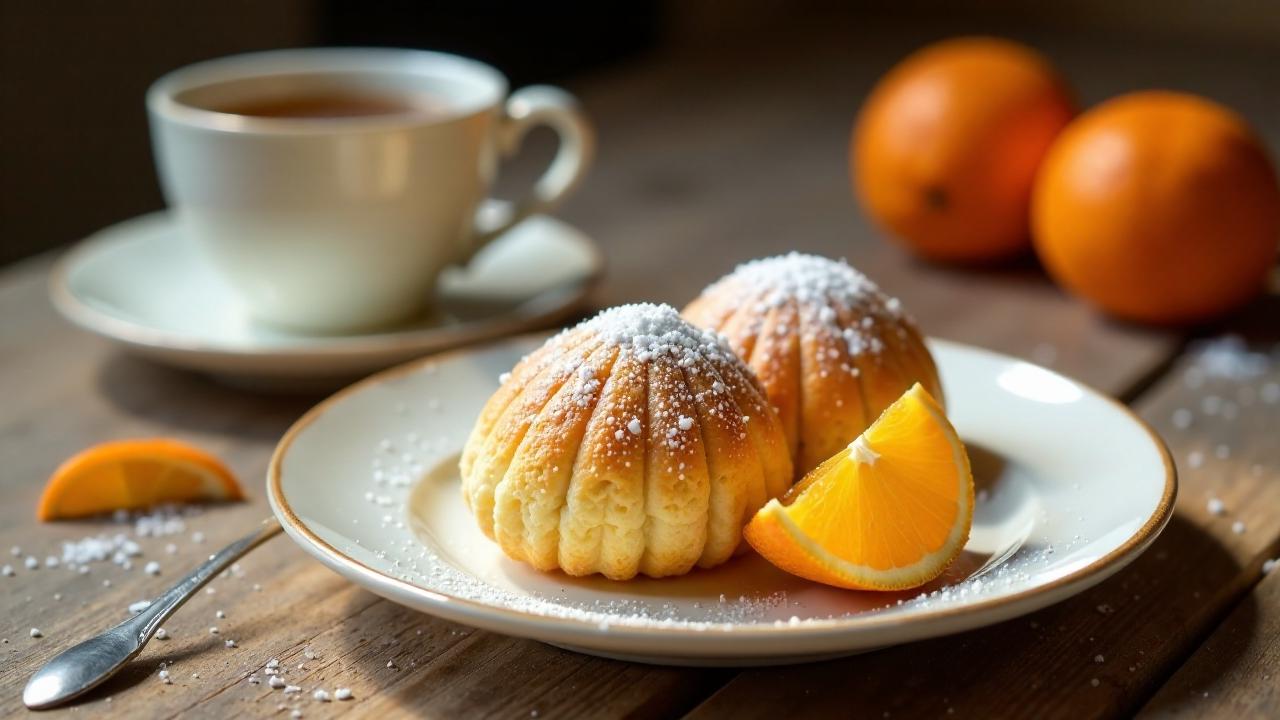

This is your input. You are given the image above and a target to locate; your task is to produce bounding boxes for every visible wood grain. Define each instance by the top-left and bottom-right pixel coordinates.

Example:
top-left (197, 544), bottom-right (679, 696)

top-left (1137, 565), bottom-right (1280, 719)
top-left (2, 14), bottom-right (1277, 719)
top-left (685, 302), bottom-right (1280, 720)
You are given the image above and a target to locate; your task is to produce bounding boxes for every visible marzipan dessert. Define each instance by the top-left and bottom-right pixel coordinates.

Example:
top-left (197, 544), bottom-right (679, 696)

top-left (683, 253), bottom-right (943, 476)
top-left (460, 303), bottom-right (792, 580)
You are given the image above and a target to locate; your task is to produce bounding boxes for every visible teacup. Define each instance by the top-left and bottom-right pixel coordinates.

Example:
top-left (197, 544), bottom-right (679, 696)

top-left (148, 48), bottom-right (593, 332)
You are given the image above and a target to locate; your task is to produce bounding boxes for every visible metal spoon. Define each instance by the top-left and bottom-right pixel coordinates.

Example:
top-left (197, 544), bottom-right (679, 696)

top-left (23, 518), bottom-right (282, 710)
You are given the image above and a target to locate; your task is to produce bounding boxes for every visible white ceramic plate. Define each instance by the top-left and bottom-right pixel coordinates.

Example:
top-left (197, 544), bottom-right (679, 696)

top-left (50, 211), bottom-right (601, 385)
top-left (268, 336), bottom-right (1175, 665)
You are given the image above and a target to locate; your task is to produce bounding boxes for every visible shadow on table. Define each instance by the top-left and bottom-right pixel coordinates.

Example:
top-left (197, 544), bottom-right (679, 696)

top-left (94, 352), bottom-right (321, 442)
top-left (337, 512), bottom-right (1253, 719)
top-left (747, 510), bottom-right (1256, 716)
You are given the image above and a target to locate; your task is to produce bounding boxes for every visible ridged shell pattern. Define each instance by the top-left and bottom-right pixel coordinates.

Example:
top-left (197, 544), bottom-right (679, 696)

top-left (460, 303), bottom-right (793, 580)
top-left (683, 253), bottom-right (944, 476)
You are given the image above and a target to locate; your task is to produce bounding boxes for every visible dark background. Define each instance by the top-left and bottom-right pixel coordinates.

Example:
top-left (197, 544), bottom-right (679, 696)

top-left (2, 0), bottom-right (1278, 266)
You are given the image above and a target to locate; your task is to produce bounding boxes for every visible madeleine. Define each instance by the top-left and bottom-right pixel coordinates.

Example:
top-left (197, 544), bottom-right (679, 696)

top-left (461, 303), bottom-right (792, 580)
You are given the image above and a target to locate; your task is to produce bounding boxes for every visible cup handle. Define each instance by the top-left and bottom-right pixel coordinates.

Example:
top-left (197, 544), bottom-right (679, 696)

top-left (464, 85), bottom-right (595, 263)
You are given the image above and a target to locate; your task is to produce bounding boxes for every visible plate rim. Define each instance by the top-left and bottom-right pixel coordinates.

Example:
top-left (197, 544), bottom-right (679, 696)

top-left (267, 334), bottom-right (1177, 642)
top-left (48, 211), bottom-right (605, 362)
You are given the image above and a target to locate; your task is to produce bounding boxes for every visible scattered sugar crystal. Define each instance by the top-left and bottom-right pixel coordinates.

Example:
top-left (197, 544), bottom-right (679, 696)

top-left (30, 628), bottom-right (42, 638)
top-left (335, 688), bottom-right (353, 701)
top-left (132, 507), bottom-right (189, 538)
top-left (313, 689), bottom-right (331, 702)
top-left (1, 565), bottom-right (12, 577)
top-left (225, 639), bottom-right (237, 648)
top-left (1186, 451), bottom-right (1204, 469)
top-left (1207, 498), bottom-right (1226, 516)
top-left (144, 561), bottom-right (161, 576)
top-left (1261, 382), bottom-right (1280, 404)
top-left (191, 531), bottom-right (205, 543)
top-left (1201, 395), bottom-right (1222, 415)
top-left (284, 685), bottom-right (302, 694)
top-left (1171, 409), bottom-right (1193, 429)
top-left (158, 669), bottom-right (169, 680)
top-left (1090, 678), bottom-right (1100, 687)
top-left (44, 556), bottom-right (59, 568)
top-left (24, 556), bottom-right (38, 570)
top-left (266, 658), bottom-right (280, 668)
top-left (209, 626), bottom-right (219, 634)
top-left (128, 600), bottom-right (152, 614)
top-left (155, 628), bottom-right (168, 640)
top-left (248, 676), bottom-right (260, 685)
top-left (268, 676), bottom-right (286, 688)
top-left (387, 659), bottom-right (397, 669)
top-left (1094, 654), bottom-right (1105, 663)
top-left (627, 418), bottom-right (642, 435)
top-left (9, 546), bottom-right (19, 556)
top-left (216, 610), bottom-right (226, 619)
top-left (291, 711), bottom-right (303, 719)
top-left (1193, 336), bottom-right (1269, 379)
top-left (1263, 559), bottom-right (1278, 574)
top-left (677, 416), bottom-right (694, 431)
top-left (1232, 521), bottom-right (1246, 535)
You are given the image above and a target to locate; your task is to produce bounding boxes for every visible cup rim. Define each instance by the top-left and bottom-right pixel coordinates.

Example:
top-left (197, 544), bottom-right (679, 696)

top-left (147, 47), bottom-right (509, 134)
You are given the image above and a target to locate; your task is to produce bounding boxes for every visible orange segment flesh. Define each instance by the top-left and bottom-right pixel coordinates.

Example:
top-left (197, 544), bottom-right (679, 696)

top-left (38, 439), bottom-right (244, 521)
top-left (744, 383), bottom-right (973, 590)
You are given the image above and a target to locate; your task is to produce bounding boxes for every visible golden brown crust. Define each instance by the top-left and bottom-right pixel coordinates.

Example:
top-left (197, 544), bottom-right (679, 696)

top-left (682, 254), bottom-right (943, 477)
top-left (460, 305), bottom-right (794, 580)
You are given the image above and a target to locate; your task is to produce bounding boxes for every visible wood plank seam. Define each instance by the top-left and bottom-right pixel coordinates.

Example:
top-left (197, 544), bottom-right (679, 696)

top-left (1131, 541), bottom-right (1280, 714)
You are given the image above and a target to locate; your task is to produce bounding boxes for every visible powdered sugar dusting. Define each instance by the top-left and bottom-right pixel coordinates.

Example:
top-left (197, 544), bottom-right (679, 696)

top-left (709, 253), bottom-right (887, 316)
top-left (689, 253), bottom-right (910, 359)
top-left (572, 302), bottom-right (739, 367)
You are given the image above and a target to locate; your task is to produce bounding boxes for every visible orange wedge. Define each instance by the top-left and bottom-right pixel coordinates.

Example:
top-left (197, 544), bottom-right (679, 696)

top-left (744, 383), bottom-right (972, 590)
top-left (38, 439), bottom-right (244, 521)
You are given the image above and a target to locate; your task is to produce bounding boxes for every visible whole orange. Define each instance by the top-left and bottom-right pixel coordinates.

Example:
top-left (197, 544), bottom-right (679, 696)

top-left (1033, 91), bottom-right (1280, 324)
top-left (853, 37), bottom-right (1075, 262)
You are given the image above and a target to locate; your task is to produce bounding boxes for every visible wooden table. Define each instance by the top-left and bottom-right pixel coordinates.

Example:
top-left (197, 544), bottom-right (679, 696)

top-left (2, 19), bottom-right (1278, 719)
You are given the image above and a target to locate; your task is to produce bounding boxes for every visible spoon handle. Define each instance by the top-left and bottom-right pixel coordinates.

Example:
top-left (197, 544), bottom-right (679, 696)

top-left (24, 517), bottom-right (282, 710)
top-left (130, 517), bottom-right (283, 641)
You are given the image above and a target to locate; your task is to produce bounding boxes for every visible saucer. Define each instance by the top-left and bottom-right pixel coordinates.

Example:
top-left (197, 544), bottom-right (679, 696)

top-left (269, 335), bottom-right (1175, 665)
top-left (51, 211), bottom-right (602, 385)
